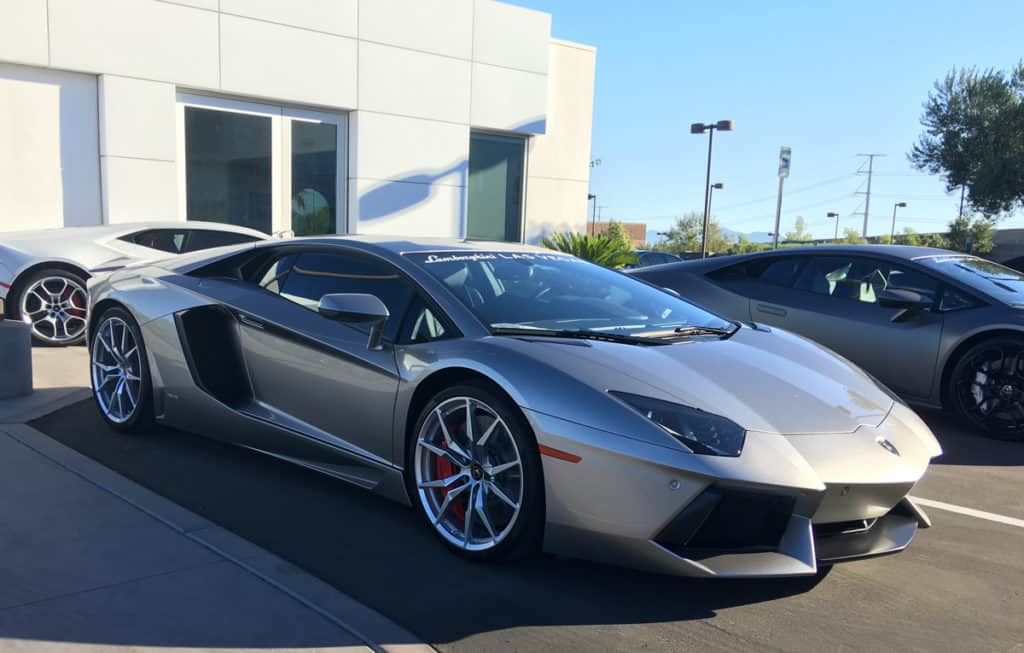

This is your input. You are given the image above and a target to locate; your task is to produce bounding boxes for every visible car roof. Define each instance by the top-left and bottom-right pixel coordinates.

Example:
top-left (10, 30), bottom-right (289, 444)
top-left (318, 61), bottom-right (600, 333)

top-left (273, 235), bottom-right (565, 256)
top-left (650, 244), bottom-right (964, 271)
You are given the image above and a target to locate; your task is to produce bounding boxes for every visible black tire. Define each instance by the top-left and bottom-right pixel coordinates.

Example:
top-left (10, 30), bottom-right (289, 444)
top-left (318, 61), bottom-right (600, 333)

top-left (88, 306), bottom-right (154, 432)
top-left (949, 336), bottom-right (1024, 440)
top-left (406, 382), bottom-right (544, 562)
top-left (12, 268), bottom-right (90, 346)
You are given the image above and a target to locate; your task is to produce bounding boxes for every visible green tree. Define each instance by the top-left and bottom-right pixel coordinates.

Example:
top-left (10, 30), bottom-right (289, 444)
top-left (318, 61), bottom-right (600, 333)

top-left (946, 215), bottom-right (995, 255)
top-left (909, 62), bottom-right (1024, 217)
top-left (897, 227), bottom-right (921, 246)
top-left (604, 220), bottom-right (632, 250)
top-left (783, 215), bottom-right (813, 243)
top-left (541, 231), bottom-right (637, 268)
top-left (659, 211), bottom-right (734, 255)
top-left (728, 234), bottom-right (769, 254)
top-left (919, 232), bottom-right (948, 249)
top-left (838, 227), bottom-right (866, 245)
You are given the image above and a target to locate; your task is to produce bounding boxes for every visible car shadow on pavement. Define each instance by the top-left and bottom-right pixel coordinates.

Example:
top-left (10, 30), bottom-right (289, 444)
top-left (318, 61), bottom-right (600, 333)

top-left (917, 408), bottom-right (1024, 466)
top-left (26, 400), bottom-right (828, 650)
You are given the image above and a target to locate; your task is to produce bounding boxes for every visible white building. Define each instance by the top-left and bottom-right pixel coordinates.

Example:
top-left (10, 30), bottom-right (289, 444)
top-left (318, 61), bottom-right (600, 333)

top-left (0, 0), bottom-right (596, 243)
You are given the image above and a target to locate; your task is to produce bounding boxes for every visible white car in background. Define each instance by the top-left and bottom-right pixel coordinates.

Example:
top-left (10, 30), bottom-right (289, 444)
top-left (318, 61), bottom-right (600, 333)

top-left (0, 222), bottom-right (268, 346)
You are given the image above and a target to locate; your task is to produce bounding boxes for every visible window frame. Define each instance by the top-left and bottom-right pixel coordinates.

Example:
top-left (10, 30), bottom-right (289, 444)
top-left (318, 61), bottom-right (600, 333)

top-left (241, 245), bottom-right (461, 346)
top-left (175, 92), bottom-right (349, 236)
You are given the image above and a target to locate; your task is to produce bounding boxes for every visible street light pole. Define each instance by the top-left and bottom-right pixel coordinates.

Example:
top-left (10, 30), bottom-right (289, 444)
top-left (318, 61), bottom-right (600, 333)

top-left (691, 120), bottom-right (733, 259)
top-left (890, 202), bottom-right (907, 244)
top-left (827, 211), bottom-right (840, 242)
top-left (707, 182), bottom-right (724, 252)
top-left (588, 193), bottom-right (596, 235)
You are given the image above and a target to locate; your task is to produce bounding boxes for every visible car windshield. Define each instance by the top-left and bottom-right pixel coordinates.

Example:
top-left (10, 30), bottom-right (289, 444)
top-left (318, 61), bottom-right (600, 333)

top-left (405, 251), bottom-right (732, 335)
top-left (921, 256), bottom-right (1024, 301)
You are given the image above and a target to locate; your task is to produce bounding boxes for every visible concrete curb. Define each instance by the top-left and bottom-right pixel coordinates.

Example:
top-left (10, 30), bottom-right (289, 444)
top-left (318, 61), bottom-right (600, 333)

top-left (3, 422), bottom-right (434, 653)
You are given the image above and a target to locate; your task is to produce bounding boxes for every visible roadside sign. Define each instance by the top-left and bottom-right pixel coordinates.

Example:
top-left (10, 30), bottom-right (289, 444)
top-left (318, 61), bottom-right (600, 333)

top-left (779, 146), bottom-right (792, 178)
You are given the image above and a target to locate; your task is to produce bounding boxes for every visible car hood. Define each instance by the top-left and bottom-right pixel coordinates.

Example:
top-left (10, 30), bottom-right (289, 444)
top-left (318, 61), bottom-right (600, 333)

top-left (503, 326), bottom-right (893, 435)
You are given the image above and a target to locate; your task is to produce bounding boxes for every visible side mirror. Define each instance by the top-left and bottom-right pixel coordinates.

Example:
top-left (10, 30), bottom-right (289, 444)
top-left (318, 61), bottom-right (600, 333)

top-left (877, 288), bottom-right (931, 322)
top-left (318, 293), bottom-right (390, 350)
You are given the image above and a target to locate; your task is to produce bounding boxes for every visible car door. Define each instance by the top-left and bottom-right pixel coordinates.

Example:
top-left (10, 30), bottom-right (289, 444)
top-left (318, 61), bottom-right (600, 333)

top-left (749, 254), bottom-right (944, 398)
top-left (202, 248), bottom-right (413, 464)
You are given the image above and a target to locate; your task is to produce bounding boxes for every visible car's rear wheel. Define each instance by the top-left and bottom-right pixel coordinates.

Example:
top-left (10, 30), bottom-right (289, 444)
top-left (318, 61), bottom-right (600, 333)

top-left (16, 269), bottom-right (89, 346)
top-left (89, 307), bottom-right (153, 432)
top-left (408, 383), bottom-right (543, 561)
top-left (950, 337), bottom-right (1024, 440)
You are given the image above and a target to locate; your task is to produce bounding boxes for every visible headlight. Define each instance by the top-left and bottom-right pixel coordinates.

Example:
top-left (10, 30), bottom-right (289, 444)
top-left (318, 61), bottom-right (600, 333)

top-left (610, 391), bottom-right (746, 457)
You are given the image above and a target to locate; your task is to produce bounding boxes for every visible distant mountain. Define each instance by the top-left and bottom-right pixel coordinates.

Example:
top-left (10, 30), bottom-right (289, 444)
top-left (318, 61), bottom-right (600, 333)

top-left (744, 231), bottom-right (774, 244)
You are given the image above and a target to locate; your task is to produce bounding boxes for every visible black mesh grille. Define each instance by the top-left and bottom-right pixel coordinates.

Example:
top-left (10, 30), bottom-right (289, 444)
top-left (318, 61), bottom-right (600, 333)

top-left (655, 488), bottom-right (795, 555)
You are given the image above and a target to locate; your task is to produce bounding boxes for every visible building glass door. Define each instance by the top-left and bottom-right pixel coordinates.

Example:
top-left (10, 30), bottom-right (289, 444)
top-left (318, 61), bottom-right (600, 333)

top-left (466, 132), bottom-right (526, 242)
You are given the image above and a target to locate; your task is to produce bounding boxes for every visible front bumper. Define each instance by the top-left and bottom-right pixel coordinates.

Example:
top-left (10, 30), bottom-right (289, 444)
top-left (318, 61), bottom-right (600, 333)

top-left (527, 402), bottom-right (939, 578)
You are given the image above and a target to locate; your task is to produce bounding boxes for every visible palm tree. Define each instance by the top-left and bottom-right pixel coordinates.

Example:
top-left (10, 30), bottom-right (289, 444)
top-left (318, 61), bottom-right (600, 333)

top-left (541, 231), bottom-right (637, 268)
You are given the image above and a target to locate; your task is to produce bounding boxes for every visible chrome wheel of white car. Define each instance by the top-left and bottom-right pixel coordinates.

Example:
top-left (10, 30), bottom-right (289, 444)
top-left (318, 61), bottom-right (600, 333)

top-left (91, 315), bottom-right (144, 425)
top-left (19, 273), bottom-right (88, 345)
top-left (414, 395), bottom-right (526, 553)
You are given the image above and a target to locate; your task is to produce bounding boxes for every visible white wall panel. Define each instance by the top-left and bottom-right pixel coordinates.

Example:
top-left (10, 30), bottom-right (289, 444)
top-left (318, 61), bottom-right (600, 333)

top-left (99, 75), bottom-right (176, 161)
top-left (220, 15), bottom-right (357, 108)
top-left (358, 0), bottom-right (472, 59)
top-left (48, 0), bottom-right (218, 88)
top-left (473, 0), bottom-right (550, 74)
top-left (525, 41), bottom-right (595, 182)
top-left (470, 63), bottom-right (547, 133)
top-left (221, 0), bottom-right (357, 37)
top-left (352, 112), bottom-right (467, 185)
top-left (101, 157), bottom-right (178, 223)
top-left (0, 64), bottom-right (100, 232)
top-left (350, 178), bottom-right (464, 237)
top-left (161, 0), bottom-right (218, 10)
top-left (359, 42), bottom-right (471, 124)
top-left (523, 177), bottom-right (588, 244)
top-left (0, 0), bottom-right (48, 66)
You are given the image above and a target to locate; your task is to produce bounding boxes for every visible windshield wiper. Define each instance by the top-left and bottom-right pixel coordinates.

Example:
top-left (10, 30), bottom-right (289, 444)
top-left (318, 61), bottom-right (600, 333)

top-left (490, 327), bottom-right (662, 346)
top-left (672, 324), bottom-right (737, 337)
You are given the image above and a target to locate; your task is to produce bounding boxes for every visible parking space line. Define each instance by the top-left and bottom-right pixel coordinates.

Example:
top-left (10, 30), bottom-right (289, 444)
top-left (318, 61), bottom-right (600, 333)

top-left (912, 496), bottom-right (1024, 529)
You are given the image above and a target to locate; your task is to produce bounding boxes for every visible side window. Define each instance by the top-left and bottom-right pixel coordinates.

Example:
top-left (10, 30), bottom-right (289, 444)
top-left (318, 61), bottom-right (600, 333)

top-left (938, 286), bottom-right (978, 312)
top-left (278, 252), bottom-right (415, 341)
top-left (184, 229), bottom-right (261, 253)
top-left (398, 295), bottom-right (451, 344)
top-left (755, 257), bottom-right (805, 287)
top-left (795, 256), bottom-right (939, 306)
top-left (125, 229), bottom-right (189, 254)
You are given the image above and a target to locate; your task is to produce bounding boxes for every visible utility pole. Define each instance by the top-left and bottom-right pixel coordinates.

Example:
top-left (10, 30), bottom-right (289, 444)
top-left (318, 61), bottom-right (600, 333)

top-left (959, 185), bottom-right (966, 219)
top-left (856, 153), bottom-right (885, 237)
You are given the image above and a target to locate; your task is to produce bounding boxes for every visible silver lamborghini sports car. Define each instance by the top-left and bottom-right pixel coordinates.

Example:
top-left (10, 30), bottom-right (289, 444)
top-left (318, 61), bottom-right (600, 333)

top-left (0, 221), bottom-right (267, 346)
top-left (86, 236), bottom-right (941, 578)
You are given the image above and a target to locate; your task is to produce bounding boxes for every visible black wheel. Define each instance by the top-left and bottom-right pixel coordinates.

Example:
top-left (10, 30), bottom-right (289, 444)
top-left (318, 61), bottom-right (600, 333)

top-left (406, 383), bottom-right (544, 561)
top-left (89, 306), bottom-right (153, 432)
top-left (13, 268), bottom-right (89, 346)
top-left (950, 337), bottom-right (1024, 440)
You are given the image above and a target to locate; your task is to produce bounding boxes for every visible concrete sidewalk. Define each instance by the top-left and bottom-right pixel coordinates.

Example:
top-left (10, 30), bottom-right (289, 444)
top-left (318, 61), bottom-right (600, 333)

top-left (0, 347), bottom-right (430, 653)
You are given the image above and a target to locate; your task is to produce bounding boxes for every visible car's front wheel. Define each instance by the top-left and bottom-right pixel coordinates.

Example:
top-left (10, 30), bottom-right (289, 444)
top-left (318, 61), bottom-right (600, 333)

top-left (407, 383), bottom-right (543, 561)
top-left (89, 306), bottom-right (153, 432)
top-left (16, 269), bottom-right (89, 346)
top-left (950, 336), bottom-right (1024, 440)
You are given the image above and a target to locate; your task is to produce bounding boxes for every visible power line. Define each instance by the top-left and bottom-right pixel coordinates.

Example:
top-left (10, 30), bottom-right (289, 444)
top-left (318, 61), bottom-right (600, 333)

top-left (714, 174), bottom-right (856, 211)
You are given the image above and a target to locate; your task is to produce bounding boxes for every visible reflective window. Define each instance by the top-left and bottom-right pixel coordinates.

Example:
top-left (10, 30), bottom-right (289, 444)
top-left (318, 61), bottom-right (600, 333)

top-left (291, 121), bottom-right (338, 236)
top-left (123, 229), bottom-right (190, 254)
top-left (406, 251), bottom-right (732, 334)
top-left (277, 252), bottom-right (414, 341)
top-left (399, 295), bottom-right (450, 344)
top-left (794, 256), bottom-right (939, 305)
top-left (467, 132), bottom-right (525, 242)
top-left (184, 107), bottom-right (272, 233)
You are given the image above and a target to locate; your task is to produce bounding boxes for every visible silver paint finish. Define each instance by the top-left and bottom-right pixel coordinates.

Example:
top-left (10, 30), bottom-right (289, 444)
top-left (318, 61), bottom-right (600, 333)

top-left (88, 237), bottom-right (941, 577)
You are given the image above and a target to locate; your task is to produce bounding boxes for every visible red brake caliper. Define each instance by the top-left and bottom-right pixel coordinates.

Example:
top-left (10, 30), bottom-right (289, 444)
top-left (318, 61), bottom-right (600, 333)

top-left (434, 424), bottom-right (467, 521)
top-left (64, 287), bottom-right (87, 318)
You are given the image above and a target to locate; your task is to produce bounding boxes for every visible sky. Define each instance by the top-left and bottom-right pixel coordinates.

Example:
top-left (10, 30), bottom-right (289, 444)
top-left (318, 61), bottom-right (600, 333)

top-left (506, 0), bottom-right (1024, 241)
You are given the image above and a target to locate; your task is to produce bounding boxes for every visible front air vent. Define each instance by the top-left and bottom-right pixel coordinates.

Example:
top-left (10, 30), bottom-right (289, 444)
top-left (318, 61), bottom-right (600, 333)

top-left (655, 487), bottom-right (795, 557)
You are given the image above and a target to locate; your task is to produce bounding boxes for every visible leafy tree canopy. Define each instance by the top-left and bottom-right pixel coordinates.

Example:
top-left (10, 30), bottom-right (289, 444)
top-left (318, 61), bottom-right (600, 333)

top-left (946, 215), bottom-right (995, 255)
top-left (909, 62), bottom-right (1024, 217)
top-left (657, 211), bottom-right (734, 255)
top-left (783, 216), bottom-right (813, 243)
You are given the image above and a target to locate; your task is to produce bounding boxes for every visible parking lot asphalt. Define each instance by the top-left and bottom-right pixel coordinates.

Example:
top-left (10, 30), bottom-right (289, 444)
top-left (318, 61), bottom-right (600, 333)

top-left (31, 400), bottom-right (1024, 653)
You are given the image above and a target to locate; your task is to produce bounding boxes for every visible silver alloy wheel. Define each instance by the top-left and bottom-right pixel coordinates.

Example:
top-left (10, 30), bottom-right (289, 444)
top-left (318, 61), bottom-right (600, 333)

top-left (414, 396), bottom-right (524, 552)
top-left (91, 316), bottom-right (143, 424)
top-left (20, 275), bottom-right (88, 344)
